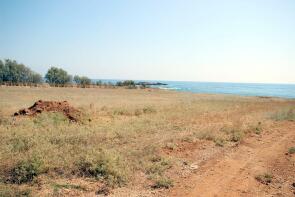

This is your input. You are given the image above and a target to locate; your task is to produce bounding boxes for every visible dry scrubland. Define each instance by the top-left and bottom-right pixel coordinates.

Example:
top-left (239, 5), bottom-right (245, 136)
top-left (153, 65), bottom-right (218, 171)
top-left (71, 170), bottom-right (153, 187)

top-left (0, 86), bottom-right (294, 196)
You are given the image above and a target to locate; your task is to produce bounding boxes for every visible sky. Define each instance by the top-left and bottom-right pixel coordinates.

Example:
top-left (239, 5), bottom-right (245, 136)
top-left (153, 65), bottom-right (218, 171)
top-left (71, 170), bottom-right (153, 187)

top-left (0, 0), bottom-right (294, 83)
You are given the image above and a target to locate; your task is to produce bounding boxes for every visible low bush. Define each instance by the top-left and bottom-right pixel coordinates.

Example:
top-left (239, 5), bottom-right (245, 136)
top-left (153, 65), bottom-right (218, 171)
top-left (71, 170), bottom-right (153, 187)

top-left (253, 122), bottom-right (262, 134)
top-left (6, 157), bottom-right (43, 184)
top-left (76, 151), bottom-right (128, 187)
top-left (152, 176), bottom-right (173, 189)
top-left (116, 80), bottom-right (135, 87)
top-left (10, 137), bottom-right (33, 152)
top-left (214, 138), bottom-right (226, 147)
top-left (255, 173), bottom-right (273, 185)
top-left (229, 129), bottom-right (244, 142)
top-left (288, 147), bottom-right (295, 154)
top-left (146, 157), bottom-right (172, 176)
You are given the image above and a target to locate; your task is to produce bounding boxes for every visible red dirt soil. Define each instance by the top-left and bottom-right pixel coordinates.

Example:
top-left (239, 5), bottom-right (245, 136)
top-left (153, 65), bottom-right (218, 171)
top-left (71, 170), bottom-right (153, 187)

top-left (13, 100), bottom-right (81, 122)
top-left (165, 121), bottom-right (295, 197)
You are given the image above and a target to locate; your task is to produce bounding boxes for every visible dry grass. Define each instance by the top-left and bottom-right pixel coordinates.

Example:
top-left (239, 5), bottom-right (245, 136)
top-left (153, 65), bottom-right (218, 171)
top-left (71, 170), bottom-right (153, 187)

top-left (270, 107), bottom-right (295, 121)
top-left (0, 86), bottom-right (294, 196)
top-left (288, 147), bottom-right (295, 154)
top-left (255, 173), bottom-right (273, 185)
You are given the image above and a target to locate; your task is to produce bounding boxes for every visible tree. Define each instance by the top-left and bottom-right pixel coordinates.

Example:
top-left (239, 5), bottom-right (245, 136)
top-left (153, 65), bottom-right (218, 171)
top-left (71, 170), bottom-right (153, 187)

top-left (79, 76), bottom-right (91, 85)
top-left (116, 80), bottom-right (135, 87)
top-left (3, 59), bottom-right (19, 82)
top-left (45, 67), bottom-right (72, 85)
top-left (0, 60), bottom-right (4, 82)
top-left (74, 75), bottom-right (91, 87)
top-left (30, 73), bottom-right (43, 84)
top-left (73, 75), bottom-right (81, 84)
top-left (0, 59), bottom-right (43, 84)
top-left (96, 80), bottom-right (102, 86)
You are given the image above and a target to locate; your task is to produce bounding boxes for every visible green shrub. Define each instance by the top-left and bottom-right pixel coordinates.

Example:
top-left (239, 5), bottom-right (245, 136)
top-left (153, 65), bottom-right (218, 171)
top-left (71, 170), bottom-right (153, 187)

top-left (288, 147), bottom-right (295, 154)
top-left (253, 122), bottom-right (262, 134)
top-left (230, 130), bottom-right (244, 142)
top-left (146, 157), bottom-right (171, 176)
top-left (74, 75), bottom-right (91, 87)
top-left (10, 137), bottom-right (33, 152)
top-left (45, 67), bottom-right (72, 85)
top-left (7, 157), bottom-right (43, 184)
top-left (116, 80), bottom-right (135, 87)
top-left (255, 173), bottom-right (273, 185)
top-left (76, 152), bottom-right (128, 187)
top-left (0, 59), bottom-right (43, 85)
top-left (152, 177), bottom-right (173, 189)
top-left (214, 138), bottom-right (226, 147)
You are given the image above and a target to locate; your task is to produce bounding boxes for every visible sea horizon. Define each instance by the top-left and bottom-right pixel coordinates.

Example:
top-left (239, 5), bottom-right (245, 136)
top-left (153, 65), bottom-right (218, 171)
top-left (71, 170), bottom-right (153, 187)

top-left (93, 79), bottom-right (295, 99)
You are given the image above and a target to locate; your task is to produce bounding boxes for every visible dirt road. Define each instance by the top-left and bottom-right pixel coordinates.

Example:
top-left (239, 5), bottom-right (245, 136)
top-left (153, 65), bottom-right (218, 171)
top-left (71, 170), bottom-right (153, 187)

top-left (168, 122), bottom-right (295, 197)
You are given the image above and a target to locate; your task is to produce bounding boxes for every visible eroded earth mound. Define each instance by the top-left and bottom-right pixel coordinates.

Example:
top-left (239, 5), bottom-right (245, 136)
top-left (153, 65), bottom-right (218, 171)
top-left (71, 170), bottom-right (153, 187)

top-left (14, 100), bottom-right (80, 122)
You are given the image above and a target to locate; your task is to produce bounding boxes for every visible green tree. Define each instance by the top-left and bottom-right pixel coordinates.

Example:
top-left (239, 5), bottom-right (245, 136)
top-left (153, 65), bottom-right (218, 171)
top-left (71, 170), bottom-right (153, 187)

top-left (30, 73), bottom-right (43, 84)
top-left (45, 67), bottom-right (72, 85)
top-left (73, 75), bottom-right (81, 84)
top-left (74, 75), bottom-right (91, 87)
top-left (79, 76), bottom-right (91, 85)
top-left (0, 59), bottom-right (42, 84)
top-left (116, 80), bottom-right (135, 87)
top-left (96, 80), bottom-right (102, 86)
top-left (0, 60), bottom-right (4, 82)
top-left (3, 59), bottom-right (19, 82)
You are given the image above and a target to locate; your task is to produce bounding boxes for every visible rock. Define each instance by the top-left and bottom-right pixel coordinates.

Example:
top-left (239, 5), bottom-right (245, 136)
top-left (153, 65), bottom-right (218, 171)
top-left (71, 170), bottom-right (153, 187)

top-left (190, 163), bottom-right (199, 170)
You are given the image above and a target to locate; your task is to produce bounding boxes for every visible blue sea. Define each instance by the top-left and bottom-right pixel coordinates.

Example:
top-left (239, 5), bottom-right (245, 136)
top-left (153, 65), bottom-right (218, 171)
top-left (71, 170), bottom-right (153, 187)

top-left (156, 81), bottom-right (295, 99)
top-left (94, 79), bottom-right (295, 99)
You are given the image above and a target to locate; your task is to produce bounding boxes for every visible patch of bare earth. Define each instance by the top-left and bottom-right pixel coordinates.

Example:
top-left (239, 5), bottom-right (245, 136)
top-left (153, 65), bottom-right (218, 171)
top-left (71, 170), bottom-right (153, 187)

top-left (13, 100), bottom-right (81, 122)
top-left (165, 121), bottom-right (295, 197)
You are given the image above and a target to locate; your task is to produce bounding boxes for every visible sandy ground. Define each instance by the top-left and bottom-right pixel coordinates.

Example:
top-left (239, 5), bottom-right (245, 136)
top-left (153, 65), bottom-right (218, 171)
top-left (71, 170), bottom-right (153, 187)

top-left (167, 121), bottom-right (295, 197)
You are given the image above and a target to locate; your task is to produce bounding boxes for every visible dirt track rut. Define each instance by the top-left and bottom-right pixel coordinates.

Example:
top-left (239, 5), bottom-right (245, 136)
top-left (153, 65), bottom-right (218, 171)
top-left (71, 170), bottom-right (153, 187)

top-left (169, 122), bottom-right (295, 197)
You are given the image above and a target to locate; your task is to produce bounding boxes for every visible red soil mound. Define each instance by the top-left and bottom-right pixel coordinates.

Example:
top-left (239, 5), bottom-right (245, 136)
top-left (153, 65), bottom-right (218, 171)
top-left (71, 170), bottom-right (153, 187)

top-left (14, 100), bottom-right (80, 122)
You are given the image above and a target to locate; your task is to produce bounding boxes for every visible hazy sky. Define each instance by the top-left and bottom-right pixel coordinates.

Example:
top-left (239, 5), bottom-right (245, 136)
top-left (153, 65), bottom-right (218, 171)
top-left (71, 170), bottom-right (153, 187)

top-left (0, 0), bottom-right (294, 83)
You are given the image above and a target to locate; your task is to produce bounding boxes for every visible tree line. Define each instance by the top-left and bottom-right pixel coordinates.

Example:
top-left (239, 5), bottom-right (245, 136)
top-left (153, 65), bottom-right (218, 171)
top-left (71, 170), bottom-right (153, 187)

top-left (0, 59), bottom-right (42, 84)
top-left (0, 59), bottom-right (93, 86)
top-left (0, 59), bottom-right (139, 88)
